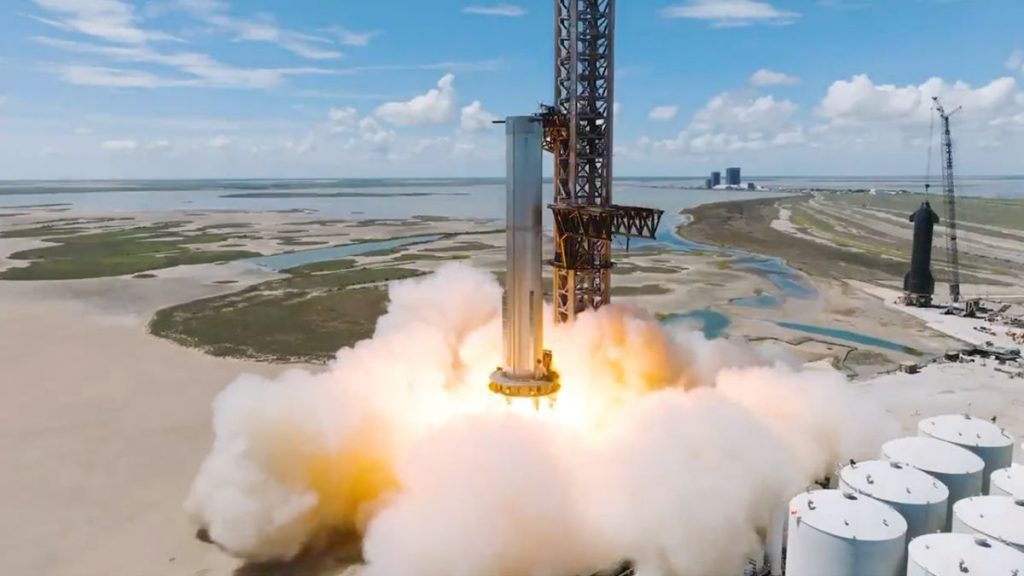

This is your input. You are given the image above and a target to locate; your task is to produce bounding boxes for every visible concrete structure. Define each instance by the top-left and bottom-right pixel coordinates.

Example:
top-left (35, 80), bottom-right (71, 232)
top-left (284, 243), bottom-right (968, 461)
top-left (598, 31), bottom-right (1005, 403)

top-left (786, 490), bottom-right (907, 576)
top-left (907, 533), bottom-right (1024, 576)
top-left (488, 117), bottom-right (560, 399)
top-left (704, 178), bottom-right (712, 189)
top-left (726, 167), bottom-right (741, 186)
top-left (711, 171), bottom-right (722, 187)
top-left (839, 460), bottom-right (948, 540)
top-left (882, 436), bottom-right (984, 528)
top-left (918, 414), bottom-right (1015, 493)
top-left (952, 496), bottom-right (1024, 552)
top-left (991, 465), bottom-right (1024, 498)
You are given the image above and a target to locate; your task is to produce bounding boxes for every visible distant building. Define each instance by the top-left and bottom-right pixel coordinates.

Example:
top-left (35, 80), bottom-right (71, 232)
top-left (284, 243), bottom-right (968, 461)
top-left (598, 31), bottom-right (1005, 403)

top-left (726, 167), bottom-right (741, 186)
top-left (704, 178), bottom-right (713, 189)
top-left (747, 182), bottom-right (756, 191)
top-left (710, 171), bottom-right (722, 187)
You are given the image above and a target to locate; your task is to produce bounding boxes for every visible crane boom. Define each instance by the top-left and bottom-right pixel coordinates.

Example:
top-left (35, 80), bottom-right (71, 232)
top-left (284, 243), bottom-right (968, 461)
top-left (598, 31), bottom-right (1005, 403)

top-left (544, 0), bottom-right (663, 324)
top-left (933, 96), bottom-right (962, 304)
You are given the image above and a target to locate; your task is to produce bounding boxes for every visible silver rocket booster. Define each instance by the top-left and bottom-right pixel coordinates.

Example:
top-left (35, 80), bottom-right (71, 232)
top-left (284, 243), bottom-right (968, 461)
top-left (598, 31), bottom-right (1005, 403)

top-left (489, 116), bottom-right (560, 399)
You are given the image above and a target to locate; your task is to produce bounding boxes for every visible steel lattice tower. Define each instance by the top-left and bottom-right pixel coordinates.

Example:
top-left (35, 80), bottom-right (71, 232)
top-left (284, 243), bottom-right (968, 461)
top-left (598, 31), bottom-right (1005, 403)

top-left (542, 0), bottom-right (662, 323)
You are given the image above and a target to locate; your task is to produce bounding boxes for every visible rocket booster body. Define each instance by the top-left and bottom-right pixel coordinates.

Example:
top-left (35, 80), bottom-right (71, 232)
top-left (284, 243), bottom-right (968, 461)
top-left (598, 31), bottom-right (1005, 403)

top-left (489, 116), bottom-right (560, 399)
top-left (904, 200), bottom-right (940, 306)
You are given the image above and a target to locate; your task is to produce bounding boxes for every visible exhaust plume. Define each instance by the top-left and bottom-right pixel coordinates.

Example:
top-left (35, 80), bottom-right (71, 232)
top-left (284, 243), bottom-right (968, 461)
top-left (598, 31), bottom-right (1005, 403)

top-left (186, 263), bottom-right (896, 575)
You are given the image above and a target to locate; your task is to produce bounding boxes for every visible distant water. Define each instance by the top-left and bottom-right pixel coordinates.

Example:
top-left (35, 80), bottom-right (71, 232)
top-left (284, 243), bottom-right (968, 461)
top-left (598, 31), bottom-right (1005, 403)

top-left (2, 177), bottom-right (1018, 218)
top-left (247, 234), bottom-right (444, 272)
top-left (775, 321), bottom-right (921, 355)
top-left (661, 309), bottom-right (732, 339)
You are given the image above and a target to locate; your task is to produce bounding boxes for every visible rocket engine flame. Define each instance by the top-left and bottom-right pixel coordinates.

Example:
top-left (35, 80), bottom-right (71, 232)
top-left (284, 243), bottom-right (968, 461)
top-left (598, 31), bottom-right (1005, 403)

top-left (186, 263), bottom-right (897, 575)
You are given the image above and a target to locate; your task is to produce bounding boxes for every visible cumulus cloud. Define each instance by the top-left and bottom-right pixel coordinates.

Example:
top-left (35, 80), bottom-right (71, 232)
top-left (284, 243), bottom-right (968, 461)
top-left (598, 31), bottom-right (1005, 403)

top-left (463, 4), bottom-right (527, 17)
top-left (328, 107), bottom-right (359, 133)
top-left (649, 105), bottom-right (679, 121)
top-left (376, 74), bottom-right (458, 127)
top-left (691, 92), bottom-right (798, 132)
top-left (459, 101), bottom-right (498, 132)
top-left (749, 68), bottom-right (800, 86)
top-left (818, 74), bottom-right (1020, 127)
top-left (1007, 50), bottom-right (1024, 75)
top-left (100, 138), bottom-right (137, 150)
top-left (660, 0), bottom-right (800, 27)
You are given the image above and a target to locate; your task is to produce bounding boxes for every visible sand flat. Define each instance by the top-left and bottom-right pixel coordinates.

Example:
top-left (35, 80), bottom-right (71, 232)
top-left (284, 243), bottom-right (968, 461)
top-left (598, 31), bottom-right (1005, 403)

top-left (0, 282), bottom-right (294, 576)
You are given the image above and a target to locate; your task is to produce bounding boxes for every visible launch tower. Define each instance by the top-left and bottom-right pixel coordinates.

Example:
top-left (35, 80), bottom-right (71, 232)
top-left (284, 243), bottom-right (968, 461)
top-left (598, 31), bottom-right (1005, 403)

top-left (541, 0), bottom-right (663, 324)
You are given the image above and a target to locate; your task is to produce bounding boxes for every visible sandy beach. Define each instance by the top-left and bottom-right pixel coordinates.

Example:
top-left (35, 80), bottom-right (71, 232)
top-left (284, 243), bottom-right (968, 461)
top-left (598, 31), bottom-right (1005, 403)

top-left (0, 267), bottom-right (299, 576)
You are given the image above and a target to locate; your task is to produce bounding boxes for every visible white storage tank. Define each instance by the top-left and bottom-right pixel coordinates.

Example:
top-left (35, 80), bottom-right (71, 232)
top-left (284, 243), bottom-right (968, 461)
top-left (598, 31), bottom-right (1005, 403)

top-left (990, 464), bottom-right (1024, 498)
top-left (952, 496), bottom-right (1024, 553)
top-left (786, 490), bottom-right (907, 576)
top-left (882, 436), bottom-right (984, 528)
top-left (907, 533), bottom-right (1024, 576)
top-left (839, 460), bottom-right (948, 540)
top-left (919, 414), bottom-right (1015, 493)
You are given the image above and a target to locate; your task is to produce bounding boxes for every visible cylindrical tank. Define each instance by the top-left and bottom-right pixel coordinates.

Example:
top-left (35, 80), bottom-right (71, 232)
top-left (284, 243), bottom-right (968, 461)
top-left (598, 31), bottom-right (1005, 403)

top-left (952, 496), bottom-right (1024, 552)
top-left (907, 533), bottom-right (1024, 576)
top-left (991, 464), bottom-right (1024, 498)
top-left (786, 490), bottom-right (907, 576)
top-left (903, 201), bottom-right (939, 305)
top-left (839, 460), bottom-right (948, 540)
top-left (919, 414), bottom-right (1015, 494)
top-left (882, 436), bottom-right (984, 528)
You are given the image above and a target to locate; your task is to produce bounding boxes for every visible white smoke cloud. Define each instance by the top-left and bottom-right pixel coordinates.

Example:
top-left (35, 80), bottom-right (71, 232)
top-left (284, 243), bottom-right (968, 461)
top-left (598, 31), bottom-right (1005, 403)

top-left (186, 263), bottom-right (896, 575)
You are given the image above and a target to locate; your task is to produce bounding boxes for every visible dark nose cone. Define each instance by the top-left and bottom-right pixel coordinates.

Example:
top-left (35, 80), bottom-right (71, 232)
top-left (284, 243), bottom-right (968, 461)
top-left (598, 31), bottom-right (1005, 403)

top-left (904, 201), bottom-right (940, 299)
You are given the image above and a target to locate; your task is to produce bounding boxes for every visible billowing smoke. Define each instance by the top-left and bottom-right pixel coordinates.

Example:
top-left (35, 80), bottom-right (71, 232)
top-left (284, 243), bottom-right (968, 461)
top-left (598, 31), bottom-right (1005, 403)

top-left (186, 263), bottom-right (897, 575)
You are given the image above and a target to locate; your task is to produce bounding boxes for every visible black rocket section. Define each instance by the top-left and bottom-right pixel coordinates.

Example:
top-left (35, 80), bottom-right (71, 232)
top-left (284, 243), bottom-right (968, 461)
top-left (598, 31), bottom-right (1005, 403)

top-left (903, 201), bottom-right (940, 306)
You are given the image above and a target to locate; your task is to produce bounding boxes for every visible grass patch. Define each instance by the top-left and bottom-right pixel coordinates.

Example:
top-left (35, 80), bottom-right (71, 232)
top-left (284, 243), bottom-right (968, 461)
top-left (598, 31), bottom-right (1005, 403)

top-left (0, 223), bottom-right (259, 280)
top-left (150, 265), bottom-right (425, 362)
top-left (423, 241), bottom-right (494, 254)
top-left (390, 253), bottom-right (469, 263)
top-left (611, 284), bottom-right (671, 296)
top-left (277, 238), bottom-right (329, 247)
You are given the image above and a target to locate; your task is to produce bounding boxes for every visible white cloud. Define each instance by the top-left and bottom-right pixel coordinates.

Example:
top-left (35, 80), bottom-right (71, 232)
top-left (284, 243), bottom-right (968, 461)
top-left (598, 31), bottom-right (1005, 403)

top-left (37, 37), bottom-right (337, 89)
top-left (73, 126), bottom-right (93, 135)
top-left (143, 139), bottom-right (173, 151)
top-left (100, 139), bottom-right (137, 150)
top-left (31, 0), bottom-right (178, 44)
top-left (327, 26), bottom-right (377, 47)
top-left (355, 117), bottom-right (393, 149)
top-left (328, 107), bottom-right (359, 133)
top-left (1008, 50), bottom-right (1024, 75)
top-left (460, 101), bottom-right (497, 132)
top-left (818, 74), bottom-right (1019, 127)
top-left (691, 92), bottom-right (797, 132)
top-left (463, 4), bottom-right (527, 17)
top-left (649, 105), bottom-right (679, 121)
top-left (660, 0), bottom-right (800, 27)
top-left (176, 0), bottom-right (342, 60)
top-left (749, 68), bottom-right (800, 86)
top-left (207, 134), bottom-right (231, 148)
top-left (375, 74), bottom-right (457, 127)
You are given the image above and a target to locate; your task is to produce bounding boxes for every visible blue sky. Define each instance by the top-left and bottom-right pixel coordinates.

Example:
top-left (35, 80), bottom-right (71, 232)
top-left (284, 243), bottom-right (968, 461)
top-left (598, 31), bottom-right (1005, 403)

top-left (1, 0), bottom-right (1022, 179)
